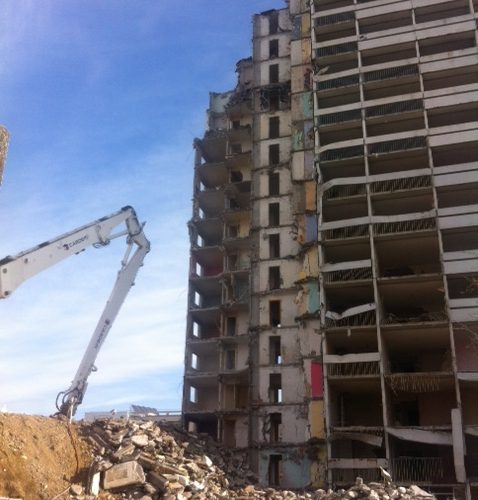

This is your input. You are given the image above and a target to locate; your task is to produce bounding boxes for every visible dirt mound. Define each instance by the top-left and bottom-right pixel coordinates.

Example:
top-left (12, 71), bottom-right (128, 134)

top-left (0, 413), bottom-right (91, 500)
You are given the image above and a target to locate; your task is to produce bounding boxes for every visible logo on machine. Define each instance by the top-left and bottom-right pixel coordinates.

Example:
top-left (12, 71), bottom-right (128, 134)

top-left (94, 319), bottom-right (111, 349)
top-left (62, 235), bottom-right (88, 251)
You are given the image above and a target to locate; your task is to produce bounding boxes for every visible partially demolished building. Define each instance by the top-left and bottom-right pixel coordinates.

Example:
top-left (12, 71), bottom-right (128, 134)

top-left (182, 0), bottom-right (478, 498)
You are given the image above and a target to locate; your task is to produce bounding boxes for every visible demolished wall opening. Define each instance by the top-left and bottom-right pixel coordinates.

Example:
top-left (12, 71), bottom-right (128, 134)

top-left (226, 316), bottom-right (237, 337)
top-left (270, 412), bottom-right (282, 442)
top-left (268, 454), bottom-right (282, 486)
top-left (270, 300), bottom-right (281, 327)
top-left (268, 11), bottom-right (279, 35)
top-left (269, 64), bottom-right (279, 84)
top-left (269, 203), bottom-right (280, 226)
top-left (269, 233), bottom-right (280, 258)
top-left (225, 348), bottom-right (236, 370)
top-left (269, 266), bottom-right (281, 290)
top-left (269, 373), bottom-right (283, 403)
top-left (269, 336), bottom-right (282, 365)
top-left (269, 39), bottom-right (279, 58)
top-left (269, 116), bottom-right (280, 138)
top-left (269, 143), bottom-right (280, 164)
top-left (269, 172), bottom-right (280, 196)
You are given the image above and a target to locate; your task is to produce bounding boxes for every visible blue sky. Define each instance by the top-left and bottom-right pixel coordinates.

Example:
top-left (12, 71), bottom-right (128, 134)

top-left (0, 0), bottom-right (280, 417)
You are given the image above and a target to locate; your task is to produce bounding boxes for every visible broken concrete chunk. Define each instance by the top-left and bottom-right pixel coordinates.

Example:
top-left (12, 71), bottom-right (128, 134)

top-left (147, 470), bottom-right (169, 492)
top-left (137, 452), bottom-right (157, 470)
top-left (103, 460), bottom-right (145, 490)
top-left (70, 483), bottom-right (83, 496)
top-left (131, 433), bottom-right (149, 447)
top-left (89, 471), bottom-right (100, 495)
top-left (112, 442), bottom-right (136, 461)
top-left (408, 485), bottom-right (434, 498)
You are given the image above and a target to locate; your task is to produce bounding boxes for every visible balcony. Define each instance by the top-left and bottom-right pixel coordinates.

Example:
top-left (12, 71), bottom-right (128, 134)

top-left (195, 161), bottom-right (227, 190)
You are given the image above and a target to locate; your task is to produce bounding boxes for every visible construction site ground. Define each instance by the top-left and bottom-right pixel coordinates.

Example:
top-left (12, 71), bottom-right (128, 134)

top-left (0, 413), bottom-right (436, 500)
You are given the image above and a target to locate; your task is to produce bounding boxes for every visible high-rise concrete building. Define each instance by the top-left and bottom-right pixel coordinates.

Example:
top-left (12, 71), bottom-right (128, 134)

top-left (182, 1), bottom-right (478, 497)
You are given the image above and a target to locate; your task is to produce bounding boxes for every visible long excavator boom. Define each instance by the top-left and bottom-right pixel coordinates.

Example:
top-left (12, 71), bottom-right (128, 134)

top-left (0, 205), bottom-right (150, 417)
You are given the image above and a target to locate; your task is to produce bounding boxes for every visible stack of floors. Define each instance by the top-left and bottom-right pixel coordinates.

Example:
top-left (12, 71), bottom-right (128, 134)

top-left (183, 0), bottom-right (478, 497)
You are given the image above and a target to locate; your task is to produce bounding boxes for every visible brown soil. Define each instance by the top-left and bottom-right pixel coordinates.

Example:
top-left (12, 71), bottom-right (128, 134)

top-left (0, 413), bottom-right (92, 500)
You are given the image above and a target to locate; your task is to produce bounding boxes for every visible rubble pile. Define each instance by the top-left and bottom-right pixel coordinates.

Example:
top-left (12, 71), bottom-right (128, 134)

top-left (80, 417), bottom-right (256, 499)
top-left (71, 418), bottom-right (435, 500)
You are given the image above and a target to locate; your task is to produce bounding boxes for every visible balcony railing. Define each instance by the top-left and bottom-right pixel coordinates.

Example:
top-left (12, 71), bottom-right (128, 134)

top-left (371, 175), bottom-right (431, 194)
top-left (324, 266), bottom-right (373, 283)
top-left (328, 361), bottom-right (380, 376)
top-left (390, 456), bottom-right (453, 483)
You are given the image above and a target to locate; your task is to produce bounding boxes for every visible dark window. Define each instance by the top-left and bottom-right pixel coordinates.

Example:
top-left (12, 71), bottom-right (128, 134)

top-left (269, 64), bottom-right (279, 83)
top-left (269, 336), bottom-right (282, 365)
top-left (269, 266), bottom-right (281, 290)
top-left (394, 400), bottom-right (419, 426)
top-left (269, 234), bottom-right (280, 258)
top-left (269, 172), bottom-right (280, 196)
top-left (269, 373), bottom-right (282, 403)
top-left (269, 39), bottom-right (279, 58)
top-left (270, 413), bottom-right (282, 442)
top-left (270, 300), bottom-right (281, 327)
top-left (227, 254), bottom-right (238, 271)
top-left (230, 170), bottom-right (243, 182)
top-left (269, 11), bottom-right (279, 34)
top-left (228, 198), bottom-right (239, 209)
top-left (269, 90), bottom-right (280, 111)
top-left (269, 116), bottom-right (280, 138)
top-left (230, 143), bottom-right (242, 155)
top-left (232, 120), bottom-right (241, 129)
top-left (225, 349), bottom-right (236, 370)
top-left (268, 454), bottom-right (282, 486)
top-left (226, 317), bottom-right (237, 337)
top-left (228, 225), bottom-right (239, 237)
top-left (269, 203), bottom-right (280, 226)
top-left (269, 144), bottom-right (280, 164)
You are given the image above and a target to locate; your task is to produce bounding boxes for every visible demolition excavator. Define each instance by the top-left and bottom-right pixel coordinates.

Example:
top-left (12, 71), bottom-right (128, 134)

top-left (0, 205), bottom-right (150, 418)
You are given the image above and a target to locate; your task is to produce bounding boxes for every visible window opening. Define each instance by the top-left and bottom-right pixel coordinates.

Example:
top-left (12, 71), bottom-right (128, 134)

top-left (269, 172), bottom-right (280, 196)
top-left (269, 266), bottom-right (281, 290)
top-left (230, 170), bottom-right (243, 182)
top-left (269, 39), bottom-right (279, 58)
top-left (225, 349), bottom-right (236, 370)
top-left (269, 116), bottom-right (280, 138)
top-left (269, 144), bottom-right (280, 164)
top-left (269, 11), bottom-right (279, 34)
top-left (269, 203), bottom-right (280, 226)
top-left (269, 64), bottom-right (279, 83)
top-left (269, 234), bottom-right (280, 258)
top-left (269, 373), bottom-right (282, 403)
top-left (270, 413), bottom-right (282, 442)
top-left (269, 336), bottom-right (282, 365)
top-left (270, 300), bottom-right (281, 327)
top-left (226, 317), bottom-right (237, 337)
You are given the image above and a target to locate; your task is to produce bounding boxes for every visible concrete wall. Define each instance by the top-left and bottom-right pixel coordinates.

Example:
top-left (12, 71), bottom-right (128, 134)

top-left (255, 137), bottom-right (292, 167)
top-left (258, 450), bottom-right (311, 489)
top-left (253, 9), bottom-right (291, 39)
top-left (259, 292), bottom-right (297, 327)
top-left (253, 36), bottom-right (291, 61)
top-left (258, 365), bottom-right (306, 403)
top-left (258, 326), bottom-right (302, 365)
top-left (258, 260), bottom-right (301, 291)
top-left (257, 197), bottom-right (294, 227)
top-left (258, 167), bottom-right (292, 196)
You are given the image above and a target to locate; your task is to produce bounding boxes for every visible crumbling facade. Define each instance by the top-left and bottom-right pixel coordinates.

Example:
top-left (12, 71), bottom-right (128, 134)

top-left (183, 1), bottom-right (478, 498)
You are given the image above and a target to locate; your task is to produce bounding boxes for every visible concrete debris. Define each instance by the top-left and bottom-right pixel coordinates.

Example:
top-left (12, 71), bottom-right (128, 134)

top-left (62, 418), bottom-right (438, 500)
